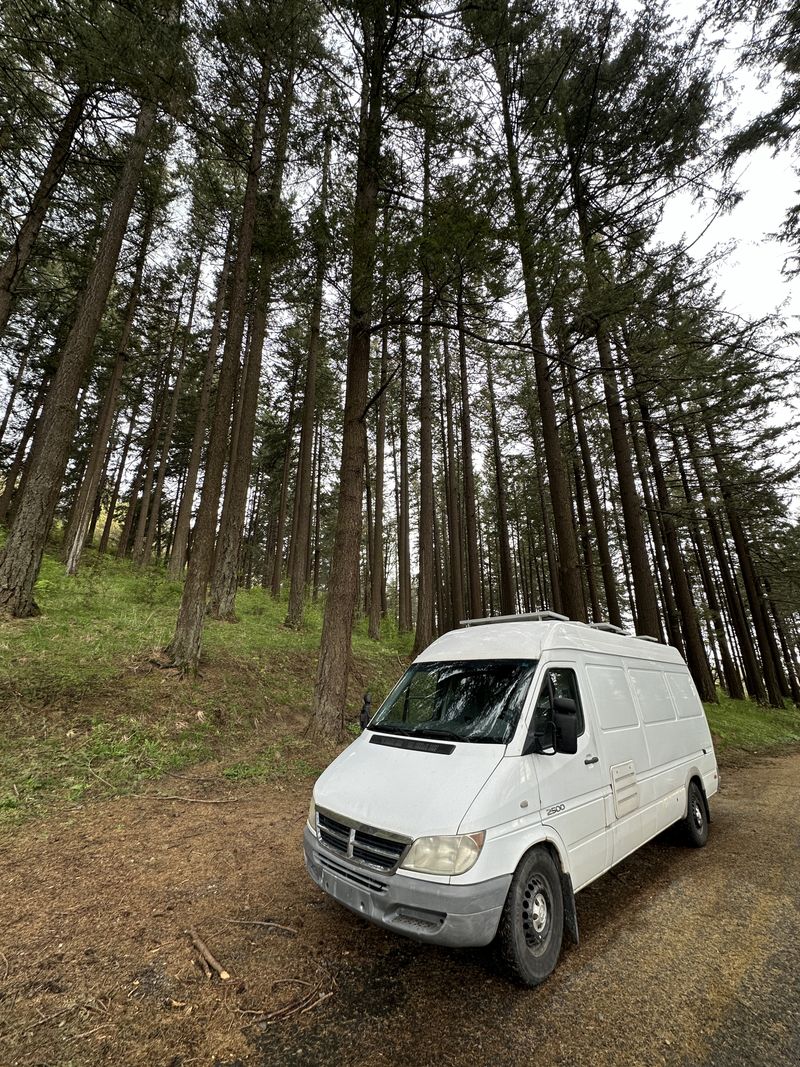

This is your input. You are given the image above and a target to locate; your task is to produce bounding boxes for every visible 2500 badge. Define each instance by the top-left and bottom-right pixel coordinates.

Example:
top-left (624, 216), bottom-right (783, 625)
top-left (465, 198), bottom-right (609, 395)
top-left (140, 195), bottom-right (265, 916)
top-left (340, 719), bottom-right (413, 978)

top-left (546, 803), bottom-right (566, 816)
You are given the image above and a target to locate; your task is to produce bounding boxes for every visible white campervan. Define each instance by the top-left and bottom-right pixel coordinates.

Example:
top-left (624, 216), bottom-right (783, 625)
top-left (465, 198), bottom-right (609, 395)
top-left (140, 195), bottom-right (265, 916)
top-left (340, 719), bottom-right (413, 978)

top-left (304, 613), bottom-right (719, 985)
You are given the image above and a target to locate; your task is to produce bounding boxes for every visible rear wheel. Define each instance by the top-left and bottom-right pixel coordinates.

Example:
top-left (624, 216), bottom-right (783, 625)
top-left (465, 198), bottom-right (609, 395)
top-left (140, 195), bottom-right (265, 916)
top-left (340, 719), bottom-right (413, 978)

top-left (683, 780), bottom-right (709, 848)
top-left (495, 848), bottom-right (563, 987)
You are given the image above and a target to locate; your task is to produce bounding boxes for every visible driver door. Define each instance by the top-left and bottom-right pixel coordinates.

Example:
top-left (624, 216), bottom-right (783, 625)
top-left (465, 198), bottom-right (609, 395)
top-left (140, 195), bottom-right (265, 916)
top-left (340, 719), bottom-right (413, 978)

top-left (533, 664), bottom-right (611, 891)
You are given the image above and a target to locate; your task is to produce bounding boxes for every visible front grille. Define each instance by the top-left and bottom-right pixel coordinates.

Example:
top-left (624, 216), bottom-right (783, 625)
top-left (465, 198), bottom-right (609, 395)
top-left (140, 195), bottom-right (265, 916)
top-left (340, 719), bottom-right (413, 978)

top-left (319, 853), bottom-right (387, 893)
top-left (316, 812), bottom-right (407, 872)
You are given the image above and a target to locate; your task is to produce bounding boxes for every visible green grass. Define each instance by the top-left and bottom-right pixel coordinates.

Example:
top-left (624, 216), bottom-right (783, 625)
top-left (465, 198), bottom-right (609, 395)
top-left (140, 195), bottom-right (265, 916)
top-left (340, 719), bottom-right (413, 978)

top-left (706, 691), bottom-right (800, 754)
top-left (1, 546), bottom-right (798, 824)
top-left (0, 547), bottom-right (413, 824)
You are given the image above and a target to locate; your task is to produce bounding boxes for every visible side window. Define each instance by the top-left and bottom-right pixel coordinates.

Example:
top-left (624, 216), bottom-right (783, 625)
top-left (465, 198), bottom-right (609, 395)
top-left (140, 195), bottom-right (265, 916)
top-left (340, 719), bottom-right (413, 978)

top-left (533, 668), bottom-right (585, 735)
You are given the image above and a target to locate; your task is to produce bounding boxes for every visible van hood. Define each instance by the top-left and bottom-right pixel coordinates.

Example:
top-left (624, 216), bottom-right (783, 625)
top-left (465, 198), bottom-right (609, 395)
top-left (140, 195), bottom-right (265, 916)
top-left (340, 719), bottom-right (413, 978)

top-left (312, 731), bottom-right (505, 840)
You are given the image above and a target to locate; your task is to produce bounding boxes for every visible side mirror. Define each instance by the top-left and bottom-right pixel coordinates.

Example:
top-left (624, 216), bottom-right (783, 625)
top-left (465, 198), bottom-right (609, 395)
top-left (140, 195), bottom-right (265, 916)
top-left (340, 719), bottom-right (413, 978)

top-left (553, 695), bottom-right (578, 755)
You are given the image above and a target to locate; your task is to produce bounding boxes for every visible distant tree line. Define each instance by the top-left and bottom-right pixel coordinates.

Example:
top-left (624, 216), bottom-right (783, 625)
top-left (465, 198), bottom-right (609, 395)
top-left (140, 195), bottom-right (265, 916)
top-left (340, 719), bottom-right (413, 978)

top-left (1, 0), bottom-right (798, 738)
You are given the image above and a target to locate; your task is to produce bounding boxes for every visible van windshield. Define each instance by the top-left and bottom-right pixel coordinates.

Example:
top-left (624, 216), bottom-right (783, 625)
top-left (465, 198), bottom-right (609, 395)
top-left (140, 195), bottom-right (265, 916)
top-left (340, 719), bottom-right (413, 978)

top-left (368, 659), bottom-right (537, 745)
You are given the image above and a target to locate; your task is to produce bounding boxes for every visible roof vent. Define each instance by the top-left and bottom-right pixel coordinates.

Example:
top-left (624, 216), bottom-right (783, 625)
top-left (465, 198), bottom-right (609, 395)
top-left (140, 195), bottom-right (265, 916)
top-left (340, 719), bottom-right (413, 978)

top-left (459, 611), bottom-right (569, 628)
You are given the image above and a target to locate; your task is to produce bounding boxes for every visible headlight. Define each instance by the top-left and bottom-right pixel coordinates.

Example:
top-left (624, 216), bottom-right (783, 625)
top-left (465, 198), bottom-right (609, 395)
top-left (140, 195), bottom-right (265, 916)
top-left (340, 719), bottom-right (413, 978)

top-left (401, 832), bottom-right (485, 876)
top-left (308, 797), bottom-right (316, 830)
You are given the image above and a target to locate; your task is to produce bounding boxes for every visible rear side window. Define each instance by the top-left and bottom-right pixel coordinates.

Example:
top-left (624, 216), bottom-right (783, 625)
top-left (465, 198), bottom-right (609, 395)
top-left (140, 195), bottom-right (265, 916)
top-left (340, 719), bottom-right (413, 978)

top-left (629, 669), bottom-right (676, 724)
top-left (666, 672), bottom-right (703, 719)
top-left (587, 664), bottom-right (639, 730)
top-left (533, 668), bottom-right (585, 735)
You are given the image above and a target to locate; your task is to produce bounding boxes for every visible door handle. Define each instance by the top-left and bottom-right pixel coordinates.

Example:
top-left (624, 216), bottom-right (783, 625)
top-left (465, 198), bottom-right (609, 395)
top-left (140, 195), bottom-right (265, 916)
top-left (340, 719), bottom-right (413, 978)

top-left (584, 755), bottom-right (599, 765)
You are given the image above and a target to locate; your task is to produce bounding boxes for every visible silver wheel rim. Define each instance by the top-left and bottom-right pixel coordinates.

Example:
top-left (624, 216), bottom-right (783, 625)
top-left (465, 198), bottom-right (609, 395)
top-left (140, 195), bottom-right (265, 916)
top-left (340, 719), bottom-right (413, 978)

top-left (522, 876), bottom-right (551, 951)
top-left (692, 797), bottom-right (704, 829)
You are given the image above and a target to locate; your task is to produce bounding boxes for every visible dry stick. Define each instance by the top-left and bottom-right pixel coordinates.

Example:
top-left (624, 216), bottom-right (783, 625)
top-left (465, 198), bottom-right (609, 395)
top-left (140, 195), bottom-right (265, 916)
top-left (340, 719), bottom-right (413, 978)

top-left (188, 928), bottom-right (230, 981)
top-left (195, 955), bottom-right (212, 980)
top-left (0, 951), bottom-right (8, 981)
top-left (225, 919), bottom-right (297, 935)
top-left (134, 794), bottom-right (241, 804)
top-left (16, 1005), bottom-right (78, 1033)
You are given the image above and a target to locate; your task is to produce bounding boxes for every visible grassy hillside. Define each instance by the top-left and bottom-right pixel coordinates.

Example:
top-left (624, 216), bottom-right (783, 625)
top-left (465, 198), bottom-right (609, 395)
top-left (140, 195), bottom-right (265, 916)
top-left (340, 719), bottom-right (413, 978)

top-left (0, 550), bottom-right (412, 823)
top-left (1, 549), bottom-right (798, 824)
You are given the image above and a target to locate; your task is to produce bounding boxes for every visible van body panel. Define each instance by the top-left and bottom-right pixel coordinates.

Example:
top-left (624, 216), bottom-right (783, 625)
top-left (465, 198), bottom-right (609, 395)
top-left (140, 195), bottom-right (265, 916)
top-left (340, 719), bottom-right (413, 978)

top-left (304, 619), bottom-right (719, 954)
top-left (311, 730), bottom-right (504, 841)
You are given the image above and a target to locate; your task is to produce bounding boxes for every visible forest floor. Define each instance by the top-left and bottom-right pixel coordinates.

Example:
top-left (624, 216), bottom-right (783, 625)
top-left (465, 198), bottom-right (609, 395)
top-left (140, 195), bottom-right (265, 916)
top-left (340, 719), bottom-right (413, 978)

top-left (1, 751), bottom-right (799, 1066)
top-left (1, 550), bottom-right (800, 1065)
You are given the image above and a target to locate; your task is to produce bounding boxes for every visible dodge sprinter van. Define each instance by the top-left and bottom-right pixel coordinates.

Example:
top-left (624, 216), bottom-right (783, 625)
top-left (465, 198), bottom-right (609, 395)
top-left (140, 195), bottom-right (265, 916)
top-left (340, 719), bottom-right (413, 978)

top-left (303, 613), bottom-right (719, 986)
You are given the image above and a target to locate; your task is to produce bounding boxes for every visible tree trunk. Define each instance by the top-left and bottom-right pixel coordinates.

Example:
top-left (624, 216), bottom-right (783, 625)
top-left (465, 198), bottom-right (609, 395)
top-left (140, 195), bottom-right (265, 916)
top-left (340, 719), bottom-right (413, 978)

top-left (140, 276), bottom-right (196, 567)
top-left (211, 55), bottom-right (295, 619)
top-left (0, 379), bottom-right (48, 523)
top-left (64, 209), bottom-right (154, 574)
top-left (0, 319), bottom-right (40, 448)
top-left (456, 278), bottom-right (482, 619)
top-left (486, 351), bottom-right (516, 615)
top-left (413, 130), bottom-right (435, 655)
top-left (167, 216), bottom-right (235, 579)
top-left (442, 326), bottom-right (464, 626)
top-left (702, 413), bottom-right (786, 706)
top-left (98, 402), bottom-right (140, 554)
top-left (398, 324), bottom-right (413, 632)
top-left (631, 377), bottom-right (716, 700)
top-left (0, 87), bottom-right (91, 338)
top-left (0, 98), bottom-right (156, 616)
top-left (313, 6), bottom-right (389, 738)
top-left (367, 209), bottom-right (387, 640)
top-left (166, 61), bottom-right (271, 669)
top-left (287, 126), bottom-right (331, 627)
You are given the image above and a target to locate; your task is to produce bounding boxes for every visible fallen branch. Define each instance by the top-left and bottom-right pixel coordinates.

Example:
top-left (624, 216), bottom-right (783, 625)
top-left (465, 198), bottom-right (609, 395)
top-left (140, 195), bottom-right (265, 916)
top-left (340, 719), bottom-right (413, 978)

top-left (225, 919), bottom-right (297, 936)
top-left (134, 794), bottom-right (241, 805)
top-left (17, 1005), bottom-right (77, 1033)
top-left (188, 928), bottom-right (230, 981)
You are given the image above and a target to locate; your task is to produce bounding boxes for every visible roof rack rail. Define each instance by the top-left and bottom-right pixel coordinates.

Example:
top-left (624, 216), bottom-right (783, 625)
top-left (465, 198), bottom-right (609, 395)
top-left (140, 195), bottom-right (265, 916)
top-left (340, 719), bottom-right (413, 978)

top-left (588, 622), bottom-right (626, 635)
top-left (460, 611), bottom-right (569, 628)
top-left (635, 635), bottom-right (661, 643)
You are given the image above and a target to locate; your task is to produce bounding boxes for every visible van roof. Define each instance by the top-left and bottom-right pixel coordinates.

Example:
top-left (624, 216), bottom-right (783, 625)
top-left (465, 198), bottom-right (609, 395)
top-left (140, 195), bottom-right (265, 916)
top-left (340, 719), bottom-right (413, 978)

top-left (415, 618), bottom-right (686, 667)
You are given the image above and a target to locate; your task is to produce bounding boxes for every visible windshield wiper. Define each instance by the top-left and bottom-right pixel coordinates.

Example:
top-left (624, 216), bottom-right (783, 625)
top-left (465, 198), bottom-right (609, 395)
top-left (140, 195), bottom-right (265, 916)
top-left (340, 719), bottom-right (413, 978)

top-left (414, 727), bottom-right (470, 742)
top-left (367, 723), bottom-right (414, 737)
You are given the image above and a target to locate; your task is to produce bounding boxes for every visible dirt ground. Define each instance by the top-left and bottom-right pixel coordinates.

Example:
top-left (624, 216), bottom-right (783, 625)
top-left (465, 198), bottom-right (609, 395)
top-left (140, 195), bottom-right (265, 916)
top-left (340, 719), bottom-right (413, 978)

top-left (1, 752), bottom-right (798, 1067)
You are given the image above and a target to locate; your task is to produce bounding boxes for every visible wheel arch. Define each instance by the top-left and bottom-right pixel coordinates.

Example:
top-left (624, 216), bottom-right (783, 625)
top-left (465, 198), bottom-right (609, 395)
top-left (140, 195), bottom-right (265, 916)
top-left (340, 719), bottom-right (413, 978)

top-left (514, 834), bottom-right (579, 946)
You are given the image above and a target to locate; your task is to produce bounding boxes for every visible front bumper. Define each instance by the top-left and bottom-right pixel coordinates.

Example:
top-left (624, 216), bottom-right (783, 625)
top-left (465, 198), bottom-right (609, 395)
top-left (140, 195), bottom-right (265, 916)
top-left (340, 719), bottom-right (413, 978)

top-left (303, 824), bottom-right (510, 948)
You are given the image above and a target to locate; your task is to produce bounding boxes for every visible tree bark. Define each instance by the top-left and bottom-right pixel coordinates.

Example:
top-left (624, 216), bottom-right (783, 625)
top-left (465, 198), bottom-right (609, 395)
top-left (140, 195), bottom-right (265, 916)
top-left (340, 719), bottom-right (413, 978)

top-left (211, 55), bottom-right (295, 619)
top-left (287, 126), bottom-right (331, 627)
top-left (413, 130), bottom-right (435, 655)
top-left (367, 206), bottom-right (387, 640)
top-left (486, 351), bottom-right (516, 615)
top-left (167, 216), bottom-right (236, 579)
top-left (166, 61), bottom-right (271, 669)
top-left (397, 324), bottom-right (413, 632)
top-left (455, 278), bottom-right (482, 619)
top-left (494, 66), bottom-right (584, 621)
top-left (0, 87), bottom-right (91, 338)
top-left (64, 209), bottom-right (154, 574)
top-left (0, 98), bottom-right (156, 616)
top-left (313, 5), bottom-right (391, 738)
top-left (98, 401), bottom-right (140, 555)
top-left (442, 326), bottom-right (464, 625)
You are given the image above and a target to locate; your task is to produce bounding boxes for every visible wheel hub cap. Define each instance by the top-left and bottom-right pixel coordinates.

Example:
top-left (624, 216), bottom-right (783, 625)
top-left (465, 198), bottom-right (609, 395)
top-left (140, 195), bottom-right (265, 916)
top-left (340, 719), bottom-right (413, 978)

top-left (531, 891), bottom-right (548, 933)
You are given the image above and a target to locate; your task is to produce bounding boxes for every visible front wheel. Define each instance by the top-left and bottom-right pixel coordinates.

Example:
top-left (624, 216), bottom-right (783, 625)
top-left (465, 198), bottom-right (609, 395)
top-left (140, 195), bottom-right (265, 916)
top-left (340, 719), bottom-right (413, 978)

top-left (683, 780), bottom-right (709, 848)
top-left (495, 848), bottom-right (564, 987)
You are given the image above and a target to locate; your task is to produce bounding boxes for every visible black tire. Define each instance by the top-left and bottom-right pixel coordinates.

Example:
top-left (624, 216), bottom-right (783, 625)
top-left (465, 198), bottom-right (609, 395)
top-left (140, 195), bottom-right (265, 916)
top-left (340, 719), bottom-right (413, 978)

top-left (683, 780), bottom-right (709, 848)
top-left (495, 847), bottom-right (564, 987)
